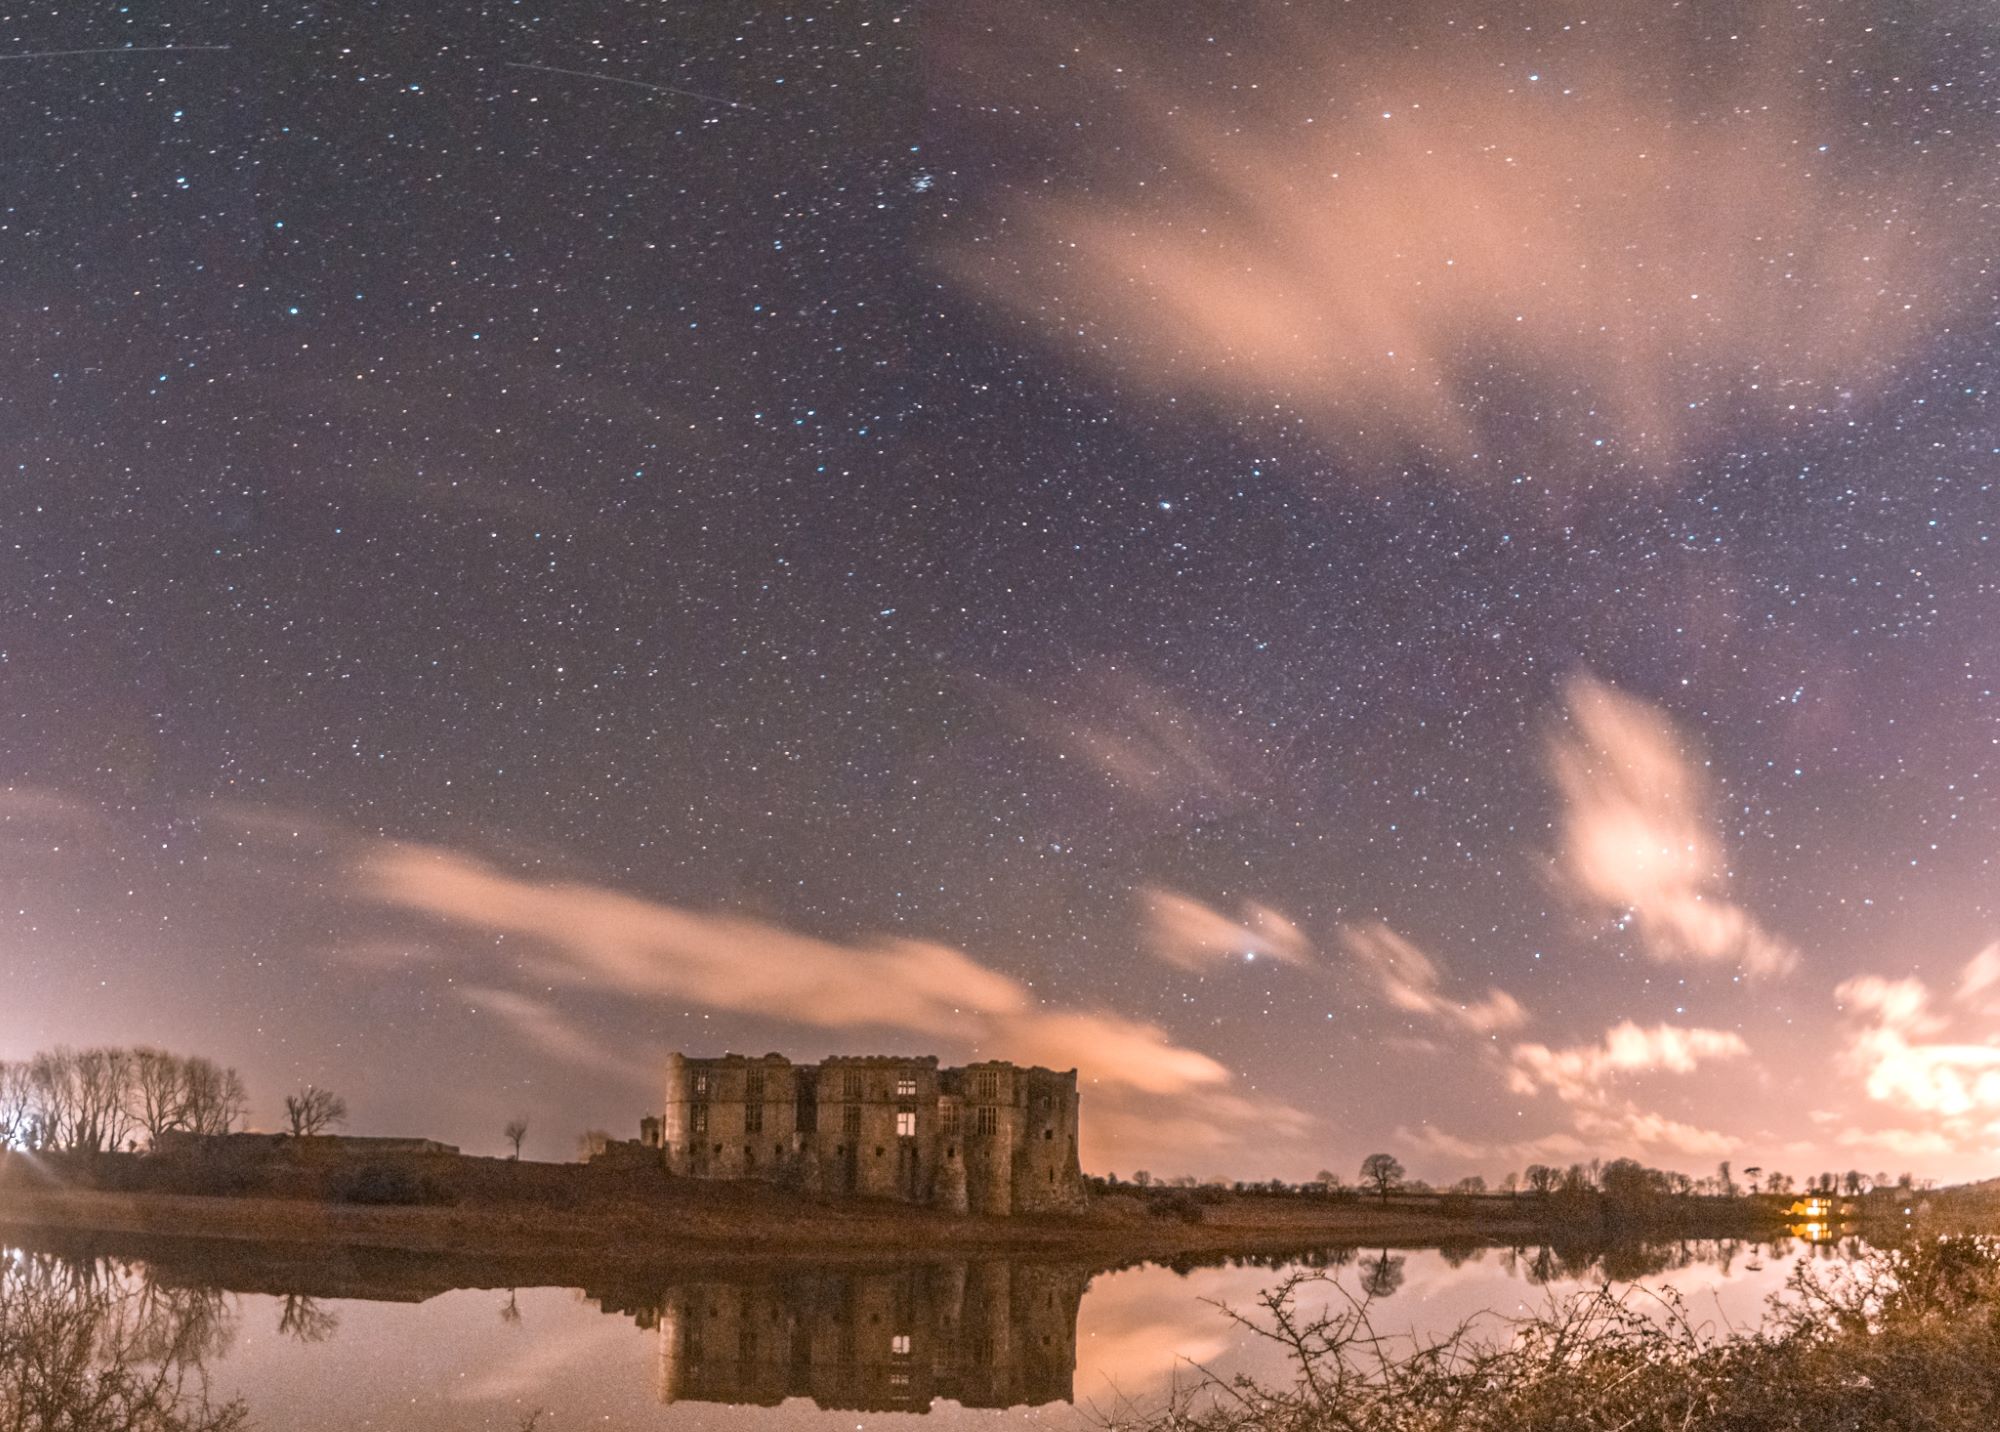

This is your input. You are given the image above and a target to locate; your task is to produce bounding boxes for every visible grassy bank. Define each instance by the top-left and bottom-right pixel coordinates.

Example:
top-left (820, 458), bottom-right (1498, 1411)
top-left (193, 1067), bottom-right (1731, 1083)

top-left (0, 1148), bottom-right (1787, 1267)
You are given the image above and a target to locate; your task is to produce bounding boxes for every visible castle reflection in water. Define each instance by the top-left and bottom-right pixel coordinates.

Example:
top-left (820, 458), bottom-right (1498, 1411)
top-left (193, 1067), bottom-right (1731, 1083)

top-left (638, 1261), bottom-right (1087, 1413)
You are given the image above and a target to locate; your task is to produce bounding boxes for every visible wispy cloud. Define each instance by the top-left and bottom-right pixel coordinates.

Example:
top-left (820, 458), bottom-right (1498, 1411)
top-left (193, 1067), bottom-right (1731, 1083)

top-left (1550, 676), bottom-right (1797, 976)
top-left (1342, 923), bottom-right (1527, 1033)
top-left (458, 985), bottom-right (651, 1087)
top-left (1144, 888), bottom-right (1311, 972)
top-left (940, 1), bottom-right (1984, 478)
top-left (1507, 1021), bottom-right (1750, 1157)
top-left (985, 671), bottom-right (1257, 817)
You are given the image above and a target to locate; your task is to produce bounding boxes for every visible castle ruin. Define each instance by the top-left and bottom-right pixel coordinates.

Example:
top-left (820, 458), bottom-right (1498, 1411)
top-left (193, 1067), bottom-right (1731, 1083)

top-left (658, 1053), bottom-right (1083, 1215)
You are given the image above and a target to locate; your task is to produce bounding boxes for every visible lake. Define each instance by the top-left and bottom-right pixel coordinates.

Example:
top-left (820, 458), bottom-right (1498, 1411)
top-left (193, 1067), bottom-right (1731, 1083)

top-left (0, 1229), bottom-right (1869, 1429)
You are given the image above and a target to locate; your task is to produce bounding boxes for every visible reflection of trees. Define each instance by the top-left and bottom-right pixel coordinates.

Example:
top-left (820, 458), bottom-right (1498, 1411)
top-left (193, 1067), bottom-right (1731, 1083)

top-left (0, 1250), bottom-right (246, 1430)
top-left (499, 1289), bottom-right (522, 1326)
top-left (1437, 1242), bottom-right (1486, 1270)
top-left (1358, 1252), bottom-right (1406, 1301)
top-left (277, 1293), bottom-right (340, 1344)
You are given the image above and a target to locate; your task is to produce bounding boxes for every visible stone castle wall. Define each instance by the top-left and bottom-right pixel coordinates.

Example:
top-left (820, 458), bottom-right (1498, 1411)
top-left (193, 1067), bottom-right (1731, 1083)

top-left (660, 1052), bottom-right (1082, 1214)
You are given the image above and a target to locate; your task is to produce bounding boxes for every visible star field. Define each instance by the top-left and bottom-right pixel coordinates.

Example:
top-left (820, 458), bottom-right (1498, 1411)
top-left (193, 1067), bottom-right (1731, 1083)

top-left (2, 0), bottom-right (1997, 1181)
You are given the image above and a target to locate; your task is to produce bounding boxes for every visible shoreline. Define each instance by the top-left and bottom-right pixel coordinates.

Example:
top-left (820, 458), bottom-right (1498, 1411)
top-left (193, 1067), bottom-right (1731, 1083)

top-left (0, 1183), bottom-right (1790, 1276)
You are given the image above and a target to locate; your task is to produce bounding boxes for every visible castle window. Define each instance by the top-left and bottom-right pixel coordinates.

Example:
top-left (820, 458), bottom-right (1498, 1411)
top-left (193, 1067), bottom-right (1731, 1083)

top-left (692, 1071), bottom-right (709, 1097)
top-left (896, 1072), bottom-right (917, 1098)
top-left (891, 1334), bottom-right (912, 1356)
top-left (690, 1104), bottom-right (708, 1135)
top-left (842, 1070), bottom-right (862, 1100)
top-left (842, 1104), bottom-right (861, 1135)
top-left (973, 1070), bottom-right (999, 1103)
top-left (940, 1100), bottom-right (959, 1134)
top-left (896, 1111), bottom-right (916, 1137)
top-left (974, 1105), bottom-right (998, 1136)
top-left (1044, 1128), bottom-right (1054, 1141)
top-left (745, 1070), bottom-right (765, 1104)
top-left (745, 1102), bottom-right (763, 1134)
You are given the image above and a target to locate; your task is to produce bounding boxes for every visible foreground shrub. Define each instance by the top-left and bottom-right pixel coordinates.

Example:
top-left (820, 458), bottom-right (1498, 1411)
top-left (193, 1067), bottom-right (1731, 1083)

top-left (1103, 1235), bottom-right (2000, 1432)
top-left (1148, 1190), bottom-right (1206, 1224)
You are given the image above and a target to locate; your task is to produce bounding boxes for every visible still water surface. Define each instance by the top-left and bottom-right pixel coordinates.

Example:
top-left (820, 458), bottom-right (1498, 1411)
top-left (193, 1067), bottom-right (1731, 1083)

top-left (5, 1233), bottom-right (1868, 1429)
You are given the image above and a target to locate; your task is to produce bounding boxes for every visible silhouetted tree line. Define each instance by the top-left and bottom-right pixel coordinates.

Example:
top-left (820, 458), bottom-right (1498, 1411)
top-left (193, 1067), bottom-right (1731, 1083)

top-left (0, 1046), bottom-right (248, 1153)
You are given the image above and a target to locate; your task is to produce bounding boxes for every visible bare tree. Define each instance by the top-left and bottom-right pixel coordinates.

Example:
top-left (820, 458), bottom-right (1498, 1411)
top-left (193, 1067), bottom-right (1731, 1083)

top-left (127, 1048), bottom-right (190, 1142)
top-left (1524, 1163), bottom-right (1559, 1196)
top-left (28, 1049), bottom-right (80, 1149)
top-left (0, 1061), bottom-right (31, 1148)
top-left (1359, 1153), bottom-right (1405, 1204)
top-left (182, 1059), bottom-right (248, 1136)
top-left (71, 1047), bottom-right (137, 1152)
top-left (283, 1085), bottom-right (348, 1137)
top-left (503, 1118), bottom-right (529, 1160)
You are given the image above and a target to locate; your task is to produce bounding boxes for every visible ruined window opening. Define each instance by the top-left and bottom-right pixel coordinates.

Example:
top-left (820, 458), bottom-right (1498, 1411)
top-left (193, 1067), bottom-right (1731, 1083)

top-left (896, 1111), bottom-right (916, 1137)
top-left (842, 1104), bottom-right (861, 1135)
top-left (744, 1070), bottom-right (765, 1104)
top-left (896, 1073), bottom-right (916, 1098)
top-left (690, 1103), bottom-right (708, 1135)
top-left (974, 1105), bottom-right (998, 1136)
top-left (1044, 1128), bottom-right (1053, 1141)
top-left (891, 1334), bottom-right (912, 1356)
top-left (972, 1069), bottom-right (999, 1103)
top-left (691, 1071), bottom-right (709, 1097)
top-left (745, 1102), bottom-right (763, 1134)
top-left (841, 1070), bottom-right (862, 1100)
top-left (947, 1145), bottom-right (956, 1159)
top-left (939, 1100), bottom-right (959, 1134)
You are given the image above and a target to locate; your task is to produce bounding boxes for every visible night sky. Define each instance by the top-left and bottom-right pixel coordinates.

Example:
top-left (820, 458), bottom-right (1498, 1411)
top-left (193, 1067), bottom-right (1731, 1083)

top-left (4, 0), bottom-right (1997, 1184)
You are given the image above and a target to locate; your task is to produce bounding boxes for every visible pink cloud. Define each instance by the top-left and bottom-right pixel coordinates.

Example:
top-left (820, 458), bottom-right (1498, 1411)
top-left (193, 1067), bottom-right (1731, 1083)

top-left (1550, 676), bottom-right (1797, 976)
top-left (1143, 888), bottom-right (1312, 971)
top-left (1342, 923), bottom-right (1527, 1033)
top-left (939, 2), bottom-right (1982, 477)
